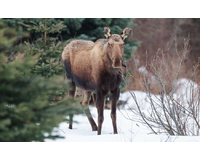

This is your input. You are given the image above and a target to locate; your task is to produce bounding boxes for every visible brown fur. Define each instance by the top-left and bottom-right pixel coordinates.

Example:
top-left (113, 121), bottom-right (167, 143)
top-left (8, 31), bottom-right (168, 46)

top-left (62, 27), bottom-right (131, 135)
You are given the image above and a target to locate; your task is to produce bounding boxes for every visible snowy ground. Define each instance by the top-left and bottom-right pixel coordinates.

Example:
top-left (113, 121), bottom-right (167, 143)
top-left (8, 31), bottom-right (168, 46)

top-left (45, 107), bottom-right (200, 142)
top-left (45, 78), bottom-right (200, 142)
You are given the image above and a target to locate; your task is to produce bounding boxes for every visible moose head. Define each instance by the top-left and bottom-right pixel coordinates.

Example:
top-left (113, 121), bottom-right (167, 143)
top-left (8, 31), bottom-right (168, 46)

top-left (103, 27), bottom-right (132, 68)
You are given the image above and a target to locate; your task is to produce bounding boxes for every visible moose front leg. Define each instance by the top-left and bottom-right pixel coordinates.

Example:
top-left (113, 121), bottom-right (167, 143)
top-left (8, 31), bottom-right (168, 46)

top-left (110, 89), bottom-right (120, 134)
top-left (96, 91), bottom-right (106, 135)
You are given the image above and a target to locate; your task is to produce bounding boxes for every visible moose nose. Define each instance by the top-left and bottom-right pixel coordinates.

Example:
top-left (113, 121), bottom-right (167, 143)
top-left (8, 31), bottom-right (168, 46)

top-left (112, 58), bottom-right (122, 68)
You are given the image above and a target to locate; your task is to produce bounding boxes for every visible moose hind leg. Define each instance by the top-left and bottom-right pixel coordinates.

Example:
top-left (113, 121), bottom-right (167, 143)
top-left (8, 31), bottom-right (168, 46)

top-left (81, 91), bottom-right (97, 131)
top-left (68, 80), bottom-right (76, 129)
top-left (69, 114), bottom-right (73, 129)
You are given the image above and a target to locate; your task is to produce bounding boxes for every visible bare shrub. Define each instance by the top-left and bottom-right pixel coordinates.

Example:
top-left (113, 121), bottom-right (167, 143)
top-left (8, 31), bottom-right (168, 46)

top-left (122, 38), bottom-right (200, 136)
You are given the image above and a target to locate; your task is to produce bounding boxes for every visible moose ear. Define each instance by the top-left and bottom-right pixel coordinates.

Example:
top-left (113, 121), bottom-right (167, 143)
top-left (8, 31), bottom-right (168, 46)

top-left (120, 27), bottom-right (132, 41)
top-left (103, 27), bottom-right (112, 39)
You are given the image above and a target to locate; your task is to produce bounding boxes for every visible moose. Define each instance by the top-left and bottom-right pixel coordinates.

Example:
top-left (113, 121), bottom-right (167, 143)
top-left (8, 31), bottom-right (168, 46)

top-left (62, 27), bottom-right (132, 135)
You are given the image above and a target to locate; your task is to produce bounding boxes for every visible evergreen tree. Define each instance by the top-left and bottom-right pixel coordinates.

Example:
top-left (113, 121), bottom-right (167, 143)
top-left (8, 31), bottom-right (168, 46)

top-left (0, 21), bottom-right (81, 142)
top-left (4, 18), bottom-right (139, 62)
top-left (19, 19), bottom-right (66, 78)
top-left (19, 19), bottom-right (68, 97)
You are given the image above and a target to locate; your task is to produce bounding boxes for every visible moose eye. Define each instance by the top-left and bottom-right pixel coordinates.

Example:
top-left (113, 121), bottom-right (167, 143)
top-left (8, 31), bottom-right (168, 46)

top-left (108, 43), bottom-right (111, 47)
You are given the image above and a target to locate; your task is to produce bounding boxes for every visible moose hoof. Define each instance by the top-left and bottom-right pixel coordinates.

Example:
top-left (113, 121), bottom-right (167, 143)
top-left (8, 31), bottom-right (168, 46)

top-left (92, 126), bottom-right (98, 131)
top-left (69, 125), bottom-right (73, 129)
top-left (97, 132), bottom-right (101, 135)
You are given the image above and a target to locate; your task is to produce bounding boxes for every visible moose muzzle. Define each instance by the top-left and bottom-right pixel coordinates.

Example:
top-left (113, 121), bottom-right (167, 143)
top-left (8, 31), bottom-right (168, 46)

top-left (112, 58), bottom-right (122, 68)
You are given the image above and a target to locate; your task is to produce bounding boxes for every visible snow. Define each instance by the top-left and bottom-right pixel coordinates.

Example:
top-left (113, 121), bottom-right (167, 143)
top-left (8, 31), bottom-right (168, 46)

top-left (45, 78), bottom-right (200, 142)
top-left (119, 90), bottom-right (151, 110)
top-left (46, 107), bottom-right (149, 142)
top-left (45, 107), bottom-right (200, 142)
top-left (174, 78), bottom-right (199, 104)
